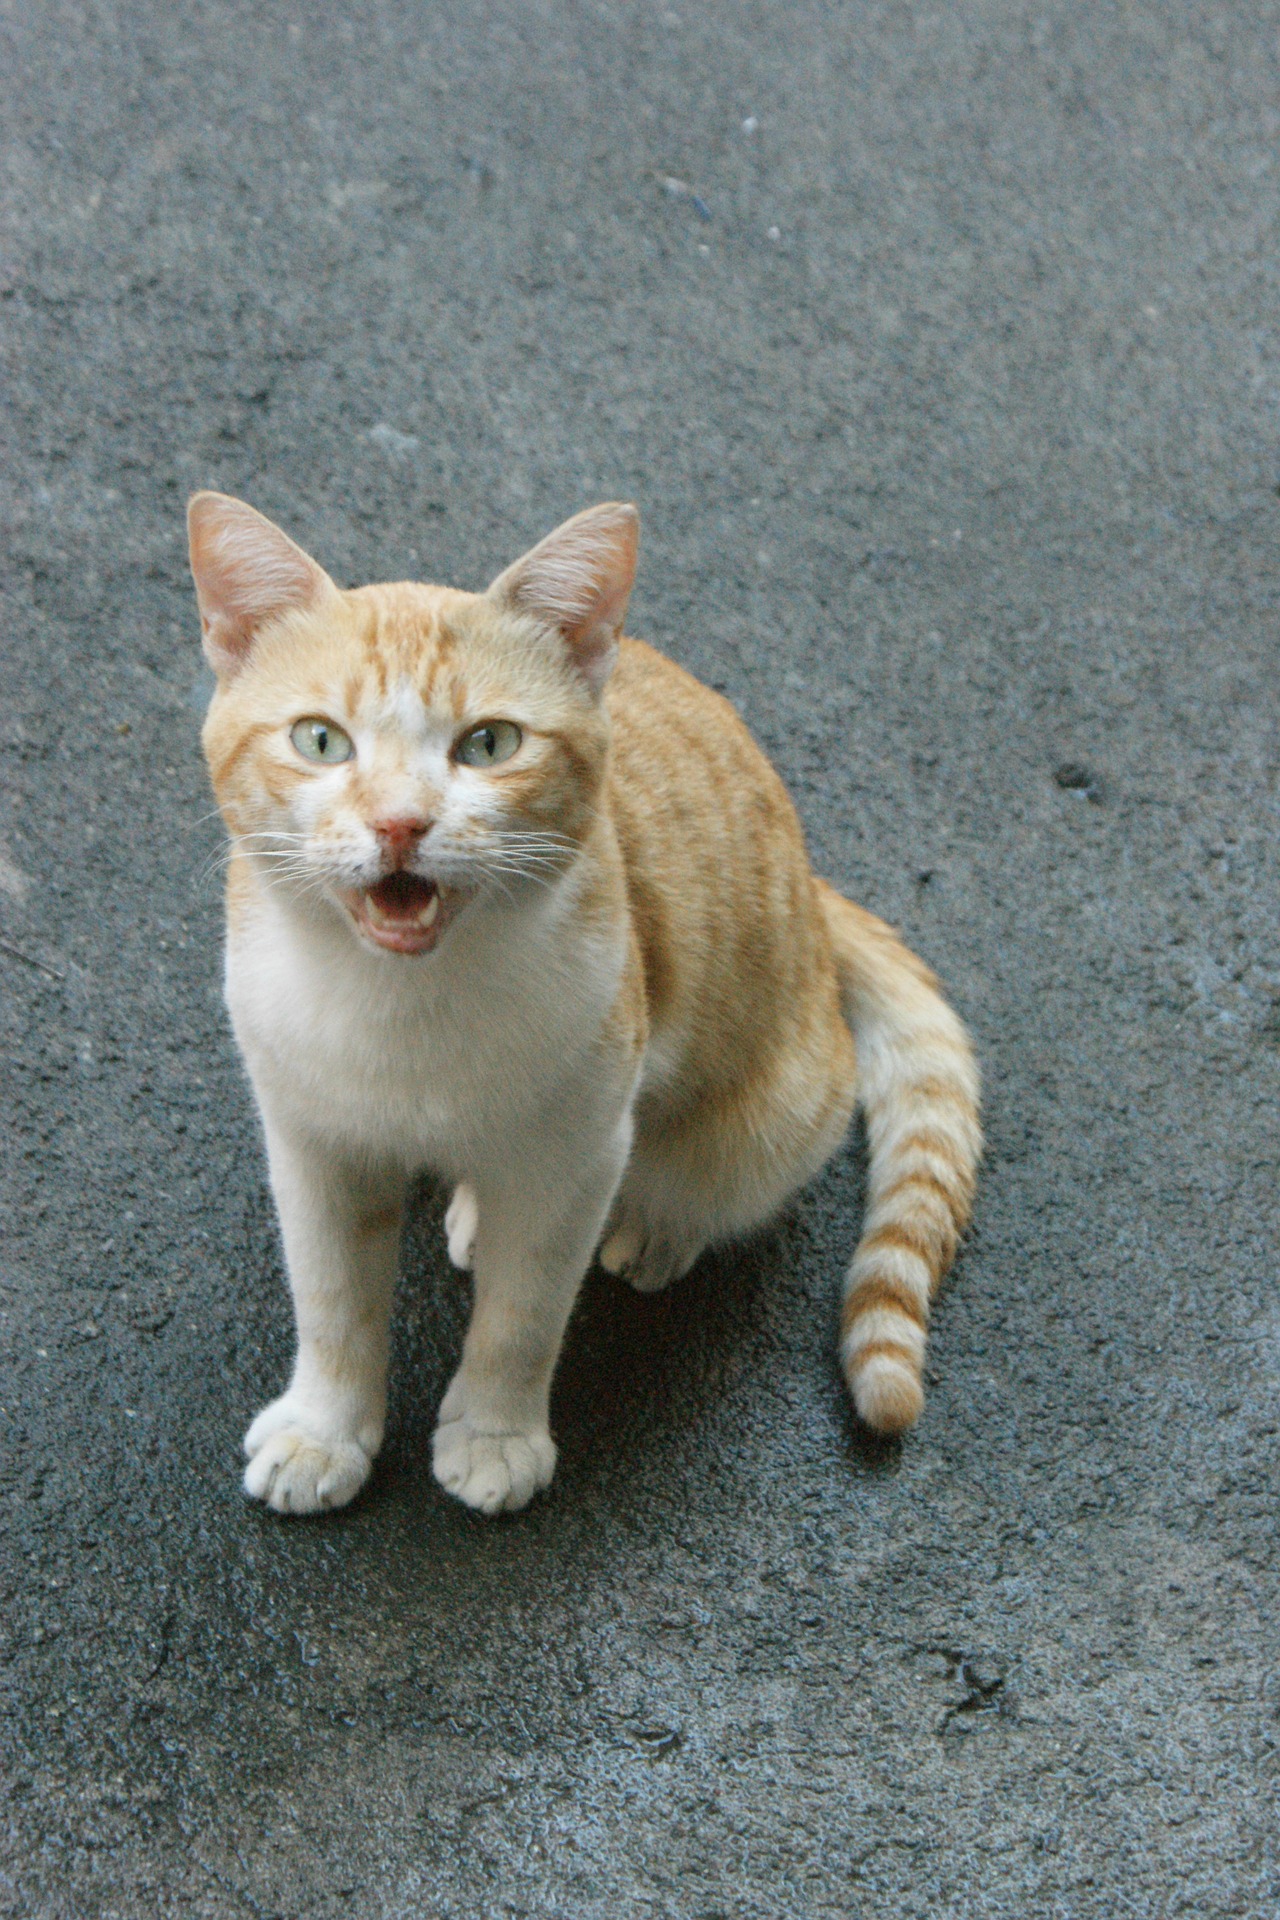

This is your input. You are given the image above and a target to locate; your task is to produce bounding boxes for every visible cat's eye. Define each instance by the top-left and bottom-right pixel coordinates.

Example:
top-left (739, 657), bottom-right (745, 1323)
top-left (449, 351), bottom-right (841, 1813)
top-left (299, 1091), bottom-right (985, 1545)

top-left (290, 717), bottom-right (354, 765)
top-left (454, 720), bottom-right (523, 768)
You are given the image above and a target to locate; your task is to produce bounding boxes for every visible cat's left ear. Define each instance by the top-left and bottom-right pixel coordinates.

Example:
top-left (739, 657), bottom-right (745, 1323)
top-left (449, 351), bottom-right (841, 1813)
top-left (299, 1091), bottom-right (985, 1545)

top-left (487, 503), bottom-right (639, 695)
top-left (187, 492), bottom-right (338, 679)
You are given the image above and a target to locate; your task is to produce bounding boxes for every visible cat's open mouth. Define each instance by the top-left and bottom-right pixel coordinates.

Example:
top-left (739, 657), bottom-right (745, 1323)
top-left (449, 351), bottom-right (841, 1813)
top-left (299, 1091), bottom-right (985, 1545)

top-left (345, 873), bottom-right (457, 956)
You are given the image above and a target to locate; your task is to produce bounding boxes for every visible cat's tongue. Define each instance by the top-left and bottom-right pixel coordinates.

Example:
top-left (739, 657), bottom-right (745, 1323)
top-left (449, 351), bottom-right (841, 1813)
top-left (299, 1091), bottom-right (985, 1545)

top-left (359, 873), bottom-right (442, 954)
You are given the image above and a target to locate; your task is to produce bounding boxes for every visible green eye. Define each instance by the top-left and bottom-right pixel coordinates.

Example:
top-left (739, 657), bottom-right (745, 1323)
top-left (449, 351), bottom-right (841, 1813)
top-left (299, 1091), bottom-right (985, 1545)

top-left (455, 720), bottom-right (523, 768)
top-left (290, 718), bottom-right (354, 765)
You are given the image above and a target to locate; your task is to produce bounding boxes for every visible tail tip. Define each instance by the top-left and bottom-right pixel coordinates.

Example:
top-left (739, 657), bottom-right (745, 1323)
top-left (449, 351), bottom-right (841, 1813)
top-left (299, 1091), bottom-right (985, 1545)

top-left (852, 1355), bottom-right (924, 1436)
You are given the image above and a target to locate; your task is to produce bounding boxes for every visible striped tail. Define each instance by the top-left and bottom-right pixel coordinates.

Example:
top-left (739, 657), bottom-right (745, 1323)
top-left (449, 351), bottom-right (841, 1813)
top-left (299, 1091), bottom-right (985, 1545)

top-left (818, 883), bottom-right (982, 1436)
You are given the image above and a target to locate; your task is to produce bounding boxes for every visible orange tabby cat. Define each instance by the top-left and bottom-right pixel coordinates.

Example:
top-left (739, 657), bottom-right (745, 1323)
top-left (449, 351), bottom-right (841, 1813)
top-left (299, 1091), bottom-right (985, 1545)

top-left (189, 492), bottom-right (981, 1516)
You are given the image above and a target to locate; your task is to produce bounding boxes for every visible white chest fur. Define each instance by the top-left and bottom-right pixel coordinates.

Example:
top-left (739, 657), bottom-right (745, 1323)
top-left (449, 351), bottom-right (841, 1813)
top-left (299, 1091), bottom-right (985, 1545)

top-left (225, 870), bottom-right (629, 1178)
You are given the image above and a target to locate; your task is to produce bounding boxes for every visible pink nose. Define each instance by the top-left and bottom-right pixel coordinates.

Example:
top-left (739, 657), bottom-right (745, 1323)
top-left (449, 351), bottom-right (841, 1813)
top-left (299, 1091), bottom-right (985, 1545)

top-left (373, 815), bottom-right (430, 863)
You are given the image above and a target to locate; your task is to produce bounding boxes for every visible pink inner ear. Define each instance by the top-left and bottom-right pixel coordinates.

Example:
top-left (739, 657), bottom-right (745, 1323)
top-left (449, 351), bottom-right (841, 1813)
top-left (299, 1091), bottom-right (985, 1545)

top-left (188, 493), bottom-right (331, 677)
top-left (490, 503), bottom-right (639, 695)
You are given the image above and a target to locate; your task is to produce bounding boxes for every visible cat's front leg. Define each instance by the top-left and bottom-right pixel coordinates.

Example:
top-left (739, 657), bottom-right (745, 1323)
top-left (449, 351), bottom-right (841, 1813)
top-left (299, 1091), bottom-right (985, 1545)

top-left (433, 1125), bottom-right (630, 1516)
top-left (244, 1107), bottom-right (405, 1515)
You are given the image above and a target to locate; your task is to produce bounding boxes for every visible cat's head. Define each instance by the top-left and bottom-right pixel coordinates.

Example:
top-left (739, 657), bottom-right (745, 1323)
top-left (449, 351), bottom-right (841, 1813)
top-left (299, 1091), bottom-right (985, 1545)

top-left (190, 493), bottom-right (638, 955)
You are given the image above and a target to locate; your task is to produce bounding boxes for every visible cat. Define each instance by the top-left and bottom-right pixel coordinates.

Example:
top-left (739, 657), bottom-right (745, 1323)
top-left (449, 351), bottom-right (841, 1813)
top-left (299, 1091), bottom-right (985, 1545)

top-left (188, 491), bottom-right (981, 1517)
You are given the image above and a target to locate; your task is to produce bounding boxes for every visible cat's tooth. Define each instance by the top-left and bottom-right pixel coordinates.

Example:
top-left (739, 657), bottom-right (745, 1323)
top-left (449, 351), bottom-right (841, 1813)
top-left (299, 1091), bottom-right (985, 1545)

top-left (416, 892), bottom-right (440, 928)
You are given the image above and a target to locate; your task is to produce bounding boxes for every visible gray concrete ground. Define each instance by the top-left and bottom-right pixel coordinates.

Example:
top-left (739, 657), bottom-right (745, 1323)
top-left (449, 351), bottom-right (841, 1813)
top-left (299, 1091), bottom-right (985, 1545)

top-left (1, 2), bottom-right (1277, 1915)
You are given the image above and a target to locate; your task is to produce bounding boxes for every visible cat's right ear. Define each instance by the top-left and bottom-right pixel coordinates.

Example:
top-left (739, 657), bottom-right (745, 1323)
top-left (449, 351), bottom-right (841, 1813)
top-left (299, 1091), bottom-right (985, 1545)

top-left (187, 492), bottom-right (337, 679)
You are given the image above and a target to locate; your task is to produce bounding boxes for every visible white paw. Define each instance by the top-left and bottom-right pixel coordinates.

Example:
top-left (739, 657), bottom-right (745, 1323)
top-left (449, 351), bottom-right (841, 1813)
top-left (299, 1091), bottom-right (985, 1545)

top-left (444, 1181), bottom-right (478, 1271)
top-left (599, 1213), bottom-right (702, 1293)
top-left (243, 1396), bottom-right (374, 1514)
top-left (432, 1414), bottom-right (556, 1515)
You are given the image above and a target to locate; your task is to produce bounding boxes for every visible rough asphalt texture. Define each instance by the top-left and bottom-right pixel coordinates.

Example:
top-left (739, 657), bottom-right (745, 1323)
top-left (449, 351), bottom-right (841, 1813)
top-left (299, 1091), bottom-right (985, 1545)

top-left (2, 3), bottom-right (1277, 1915)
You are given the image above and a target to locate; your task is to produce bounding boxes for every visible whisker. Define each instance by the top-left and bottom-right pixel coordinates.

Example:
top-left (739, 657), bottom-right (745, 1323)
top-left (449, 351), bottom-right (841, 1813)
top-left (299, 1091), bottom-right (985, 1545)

top-left (187, 807), bottom-right (226, 832)
top-left (230, 831), bottom-right (312, 848)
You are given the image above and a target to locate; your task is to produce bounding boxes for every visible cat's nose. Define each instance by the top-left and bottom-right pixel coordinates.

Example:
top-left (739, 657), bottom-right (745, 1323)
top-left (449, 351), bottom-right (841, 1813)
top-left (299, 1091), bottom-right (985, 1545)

top-left (372, 814), bottom-right (431, 864)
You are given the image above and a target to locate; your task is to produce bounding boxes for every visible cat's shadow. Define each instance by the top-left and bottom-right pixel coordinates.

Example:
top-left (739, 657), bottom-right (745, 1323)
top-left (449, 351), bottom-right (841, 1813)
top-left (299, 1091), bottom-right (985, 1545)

top-left (377, 1142), bottom-right (891, 1530)
top-left (385, 1176), bottom-right (790, 1508)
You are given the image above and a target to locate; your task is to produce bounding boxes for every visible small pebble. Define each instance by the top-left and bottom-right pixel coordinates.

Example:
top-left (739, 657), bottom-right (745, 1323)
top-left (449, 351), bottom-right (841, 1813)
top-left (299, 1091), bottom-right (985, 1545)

top-left (1053, 762), bottom-right (1102, 802)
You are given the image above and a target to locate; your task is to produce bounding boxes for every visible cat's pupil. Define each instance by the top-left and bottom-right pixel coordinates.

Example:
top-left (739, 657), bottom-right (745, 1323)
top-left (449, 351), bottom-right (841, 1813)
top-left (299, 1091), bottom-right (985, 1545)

top-left (316, 726), bottom-right (329, 754)
top-left (480, 728), bottom-right (495, 756)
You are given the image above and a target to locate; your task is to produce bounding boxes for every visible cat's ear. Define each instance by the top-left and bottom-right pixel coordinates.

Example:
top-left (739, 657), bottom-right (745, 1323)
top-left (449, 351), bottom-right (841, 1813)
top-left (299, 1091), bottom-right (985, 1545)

top-left (487, 503), bottom-right (639, 694)
top-left (187, 492), bottom-right (338, 678)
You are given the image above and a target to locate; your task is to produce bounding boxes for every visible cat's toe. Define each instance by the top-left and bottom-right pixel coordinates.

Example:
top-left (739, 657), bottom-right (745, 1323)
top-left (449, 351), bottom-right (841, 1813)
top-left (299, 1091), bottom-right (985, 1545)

top-left (599, 1212), bottom-right (702, 1292)
top-left (598, 1211), bottom-right (644, 1276)
top-left (628, 1231), bottom-right (704, 1294)
top-left (444, 1182), bottom-right (478, 1271)
top-left (432, 1419), bottom-right (556, 1515)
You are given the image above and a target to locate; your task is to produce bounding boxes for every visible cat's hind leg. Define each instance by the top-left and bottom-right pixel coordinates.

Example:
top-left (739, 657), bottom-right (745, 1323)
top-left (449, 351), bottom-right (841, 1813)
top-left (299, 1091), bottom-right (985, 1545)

top-left (604, 1034), bottom-right (858, 1295)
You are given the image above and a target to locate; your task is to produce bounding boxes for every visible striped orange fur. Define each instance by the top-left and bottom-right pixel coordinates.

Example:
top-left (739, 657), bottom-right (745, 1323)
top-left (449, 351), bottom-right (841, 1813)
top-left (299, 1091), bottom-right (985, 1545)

top-left (820, 888), bottom-right (981, 1432)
